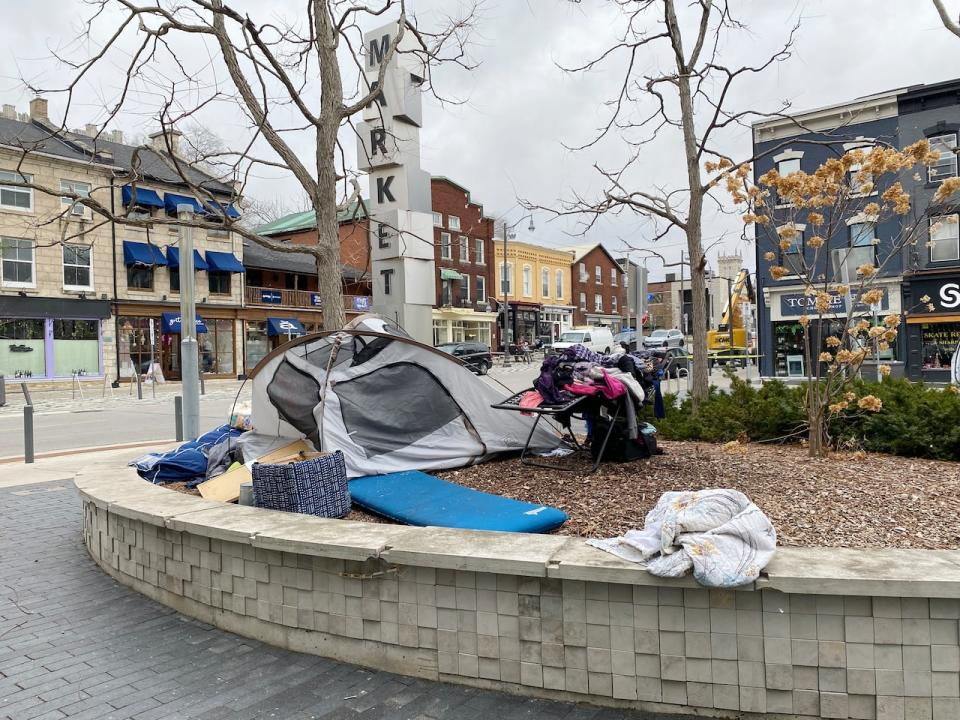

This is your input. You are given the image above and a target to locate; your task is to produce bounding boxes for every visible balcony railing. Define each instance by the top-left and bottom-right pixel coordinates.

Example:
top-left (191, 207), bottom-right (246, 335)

top-left (245, 285), bottom-right (372, 313)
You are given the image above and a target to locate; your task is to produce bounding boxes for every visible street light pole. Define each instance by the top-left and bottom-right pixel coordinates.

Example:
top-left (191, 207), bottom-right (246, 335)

top-left (177, 204), bottom-right (200, 440)
top-left (500, 214), bottom-right (535, 365)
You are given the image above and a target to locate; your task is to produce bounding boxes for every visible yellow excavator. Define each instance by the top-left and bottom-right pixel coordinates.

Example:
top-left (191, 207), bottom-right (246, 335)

top-left (707, 268), bottom-right (755, 363)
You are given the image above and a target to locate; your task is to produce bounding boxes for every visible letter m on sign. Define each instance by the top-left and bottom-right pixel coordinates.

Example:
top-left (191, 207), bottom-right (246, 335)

top-left (368, 34), bottom-right (391, 69)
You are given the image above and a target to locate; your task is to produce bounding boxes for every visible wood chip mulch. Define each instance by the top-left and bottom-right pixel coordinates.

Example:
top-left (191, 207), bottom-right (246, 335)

top-left (435, 441), bottom-right (960, 549)
top-left (161, 441), bottom-right (960, 549)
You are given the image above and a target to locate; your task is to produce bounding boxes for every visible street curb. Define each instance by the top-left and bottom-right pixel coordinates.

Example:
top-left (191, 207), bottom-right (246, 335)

top-left (0, 438), bottom-right (176, 465)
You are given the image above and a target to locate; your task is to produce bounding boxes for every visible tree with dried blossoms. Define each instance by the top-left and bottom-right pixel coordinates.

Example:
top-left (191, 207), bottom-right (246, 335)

top-left (714, 142), bottom-right (960, 457)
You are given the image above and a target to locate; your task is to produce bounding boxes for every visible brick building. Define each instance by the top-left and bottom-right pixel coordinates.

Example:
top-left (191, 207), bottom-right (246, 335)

top-left (430, 177), bottom-right (498, 346)
top-left (563, 244), bottom-right (627, 331)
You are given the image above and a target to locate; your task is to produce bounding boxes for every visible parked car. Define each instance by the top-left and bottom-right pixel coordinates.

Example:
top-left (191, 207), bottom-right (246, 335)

top-left (435, 341), bottom-right (492, 375)
top-left (614, 329), bottom-right (638, 351)
top-left (641, 328), bottom-right (685, 349)
top-left (550, 326), bottom-right (615, 355)
top-left (664, 347), bottom-right (689, 378)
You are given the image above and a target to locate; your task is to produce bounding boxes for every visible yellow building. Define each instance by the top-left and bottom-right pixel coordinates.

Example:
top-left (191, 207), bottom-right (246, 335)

top-left (493, 240), bottom-right (574, 344)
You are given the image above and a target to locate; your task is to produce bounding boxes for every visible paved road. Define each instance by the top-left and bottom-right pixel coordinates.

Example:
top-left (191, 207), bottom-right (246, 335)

top-left (0, 474), bottom-right (678, 720)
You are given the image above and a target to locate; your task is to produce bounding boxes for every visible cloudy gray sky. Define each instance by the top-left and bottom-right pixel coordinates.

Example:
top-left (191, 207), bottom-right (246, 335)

top-left (3, 0), bottom-right (960, 280)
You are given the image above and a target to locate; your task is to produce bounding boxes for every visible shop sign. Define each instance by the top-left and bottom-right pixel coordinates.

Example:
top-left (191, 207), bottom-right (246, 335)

top-left (310, 294), bottom-right (322, 307)
top-left (905, 276), bottom-right (960, 314)
top-left (779, 288), bottom-right (888, 317)
top-left (352, 296), bottom-right (372, 311)
top-left (260, 289), bottom-right (282, 304)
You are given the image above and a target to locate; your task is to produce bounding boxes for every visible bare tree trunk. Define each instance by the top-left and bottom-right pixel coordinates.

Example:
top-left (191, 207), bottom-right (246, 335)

top-left (315, 0), bottom-right (346, 331)
top-left (668, 0), bottom-right (710, 405)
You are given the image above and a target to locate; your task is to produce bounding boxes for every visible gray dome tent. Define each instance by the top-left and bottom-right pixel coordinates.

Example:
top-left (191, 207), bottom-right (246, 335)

top-left (246, 315), bottom-right (560, 478)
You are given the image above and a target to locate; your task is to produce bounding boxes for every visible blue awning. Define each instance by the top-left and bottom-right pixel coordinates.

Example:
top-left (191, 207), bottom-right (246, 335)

top-left (204, 199), bottom-right (241, 219)
top-left (122, 241), bottom-right (167, 267)
top-left (267, 317), bottom-right (306, 337)
top-left (160, 312), bottom-right (208, 334)
top-left (205, 251), bottom-right (245, 273)
top-left (163, 193), bottom-right (206, 215)
top-left (121, 185), bottom-right (164, 209)
top-left (165, 246), bottom-right (209, 272)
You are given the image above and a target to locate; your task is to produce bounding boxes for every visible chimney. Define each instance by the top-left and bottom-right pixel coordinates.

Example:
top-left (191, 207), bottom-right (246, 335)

top-left (84, 123), bottom-right (97, 138)
top-left (1, 104), bottom-right (15, 120)
top-left (148, 127), bottom-right (182, 155)
top-left (109, 129), bottom-right (124, 144)
top-left (29, 96), bottom-right (48, 122)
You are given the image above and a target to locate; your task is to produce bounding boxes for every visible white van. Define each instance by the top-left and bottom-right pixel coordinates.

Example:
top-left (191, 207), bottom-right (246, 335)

top-left (551, 326), bottom-right (615, 355)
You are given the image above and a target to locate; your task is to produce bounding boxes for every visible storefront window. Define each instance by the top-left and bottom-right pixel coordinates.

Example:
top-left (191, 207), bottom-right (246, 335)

top-left (200, 319), bottom-right (235, 375)
top-left (432, 320), bottom-right (447, 346)
top-left (53, 320), bottom-right (100, 376)
top-left (920, 322), bottom-right (960, 371)
top-left (0, 318), bottom-right (45, 377)
top-left (452, 321), bottom-right (466, 343)
top-left (773, 321), bottom-right (806, 377)
top-left (118, 316), bottom-right (159, 377)
top-left (245, 320), bottom-right (268, 373)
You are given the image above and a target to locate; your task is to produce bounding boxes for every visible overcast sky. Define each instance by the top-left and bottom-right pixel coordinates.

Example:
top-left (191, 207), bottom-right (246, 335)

top-left (3, 0), bottom-right (960, 280)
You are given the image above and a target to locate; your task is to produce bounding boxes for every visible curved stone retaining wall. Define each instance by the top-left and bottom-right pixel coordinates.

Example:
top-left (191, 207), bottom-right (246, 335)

top-left (77, 465), bottom-right (960, 720)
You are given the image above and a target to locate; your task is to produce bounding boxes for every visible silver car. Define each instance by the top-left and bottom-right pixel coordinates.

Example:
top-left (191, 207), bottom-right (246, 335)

top-left (641, 328), bottom-right (685, 348)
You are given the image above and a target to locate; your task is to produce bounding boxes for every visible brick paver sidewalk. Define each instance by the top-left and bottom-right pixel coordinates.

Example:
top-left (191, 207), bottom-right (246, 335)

top-left (0, 479), bottom-right (678, 720)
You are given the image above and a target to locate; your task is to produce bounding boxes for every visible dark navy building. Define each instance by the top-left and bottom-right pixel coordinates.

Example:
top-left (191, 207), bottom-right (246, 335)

top-left (752, 80), bottom-right (960, 380)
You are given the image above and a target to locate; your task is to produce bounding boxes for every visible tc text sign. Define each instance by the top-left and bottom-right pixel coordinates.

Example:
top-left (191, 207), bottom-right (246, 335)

top-left (906, 275), bottom-right (960, 314)
top-left (779, 288), bottom-right (889, 317)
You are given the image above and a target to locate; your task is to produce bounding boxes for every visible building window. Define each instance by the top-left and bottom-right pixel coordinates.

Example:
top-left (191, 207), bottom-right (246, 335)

top-left (522, 265), bottom-right (532, 296)
top-left (459, 236), bottom-right (469, 262)
top-left (474, 238), bottom-right (484, 264)
top-left (476, 275), bottom-right (485, 302)
top-left (62, 244), bottom-right (93, 290)
top-left (1, 238), bottom-right (34, 287)
top-left (555, 269), bottom-right (563, 299)
top-left (777, 224), bottom-right (805, 275)
top-left (0, 318), bottom-right (46, 377)
top-left (432, 212), bottom-right (443, 227)
top-left (448, 215), bottom-right (460, 231)
top-left (594, 294), bottom-right (603, 312)
top-left (577, 262), bottom-right (586, 282)
top-left (126, 265), bottom-right (154, 290)
top-left (930, 215), bottom-right (960, 262)
top-left (441, 280), bottom-right (453, 306)
top-left (208, 272), bottom-right (231, 295)
top-left (169, 268), bottom-right (180, 293)
top-left (579, 292), bottom-right (586, 310)
top-left (846, 222), bottom-right (877, 272)
top-left (244, 320), bottom-right (268, 372)
top-left (200, 318), bottom-right (235, 375)
top-left (595, 265), bottom-right (602, 284)
top-left (499, 262), bottom-right (513, 294)
top-left (541, 267), bottom-right (550, 298)
top-left (459, 273), bottom-right (470, 303)
top-left (53, 319), bottom-right (100, 376)
top-left (432, 320), bottom-right (446, 346)
top-left (440, 232), bottom-right (452, 260)
top-left (929, 133), bottom-right (958, 183)
top-left (921, 322), bottom-right (960, 370)
top-left (0, 170), bottom-right (32, 211)
top-left (612, 295), bottom-right (618, 313)
top-left (60, 180), bottom-right (91, 217)
top-left (777, 157), bottom-right (800, 176)
top-left (849, 163), bottom-right (872, 195)
top-left (611, 268), bottom-right (618, 286)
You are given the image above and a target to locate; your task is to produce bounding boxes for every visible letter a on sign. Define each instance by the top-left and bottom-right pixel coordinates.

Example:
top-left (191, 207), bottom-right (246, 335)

top-left (377, 176), bottom-right (396, 203)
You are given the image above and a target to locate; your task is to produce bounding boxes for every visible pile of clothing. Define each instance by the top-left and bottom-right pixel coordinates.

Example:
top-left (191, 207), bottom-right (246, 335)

top-left (131, 424), bottom-right (245, 487)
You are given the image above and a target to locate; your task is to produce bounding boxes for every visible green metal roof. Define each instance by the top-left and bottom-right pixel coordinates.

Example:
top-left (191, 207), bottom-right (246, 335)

top-left (255, 198), bottom-right (367, 237)
top-left (440, 268), bottom-right (463, 280)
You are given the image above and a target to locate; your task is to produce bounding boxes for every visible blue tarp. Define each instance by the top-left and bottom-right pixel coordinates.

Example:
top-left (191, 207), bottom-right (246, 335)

top-left (160, 312), bottom-right (208, 334)
top-left (131, 425), bottom-right (243, 485)
top-left (349, 471), bottom-right (568, 533)
top-left (206, 251), bottom-right (245, 273)
top-left (266, 317), bottom-right (306, 337)
top-left (122, 241), bottom-right (167, 267)
top-left (121, 185), bottom-right (164, 208)
top-left (163, 192), bottom-right (206, 215)
top-left (165, 246), bottom-right (209, 271)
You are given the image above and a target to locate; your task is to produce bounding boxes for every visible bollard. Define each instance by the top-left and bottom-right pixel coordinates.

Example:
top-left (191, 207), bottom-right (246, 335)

top-left (199, 371), bottom-right (206, 396)
top-left (20, 382), bottom-right (32, 407)
top-left (174, 395), bottom-right (184, 442)
top-left (0, 375), bottom-right (5, 407)
top-left (24, 405), bottom-right (34, 464)
top-left (135, 369), bottom-right (143, 400)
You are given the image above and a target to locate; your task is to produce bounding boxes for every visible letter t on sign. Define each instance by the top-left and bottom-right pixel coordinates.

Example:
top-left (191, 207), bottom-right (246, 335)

top-left (381, 268), bottom-right (394, 295)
